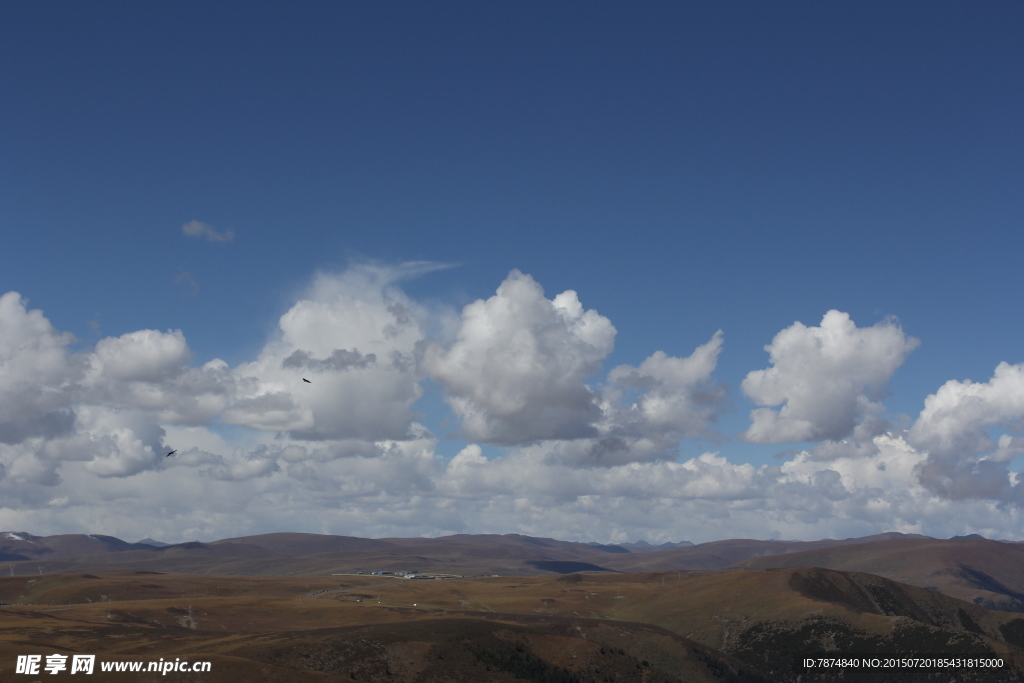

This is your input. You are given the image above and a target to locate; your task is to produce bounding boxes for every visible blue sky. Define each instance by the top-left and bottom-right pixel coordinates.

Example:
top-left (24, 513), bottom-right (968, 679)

top-left (1, 2), bottom-right (1023, 543)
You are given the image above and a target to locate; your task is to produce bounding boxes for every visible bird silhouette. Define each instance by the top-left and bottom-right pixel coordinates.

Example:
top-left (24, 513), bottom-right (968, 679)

top-left (302, 378), bottom-right (312, 383)
top-left (166, 450), bottom-right (177, 457)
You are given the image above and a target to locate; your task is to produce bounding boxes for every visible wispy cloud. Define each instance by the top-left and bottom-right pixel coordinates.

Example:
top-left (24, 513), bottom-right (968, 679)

top-left (181, 219), bottom-right (234, 243)
top-left (174, 270), bottom-right (199, 295)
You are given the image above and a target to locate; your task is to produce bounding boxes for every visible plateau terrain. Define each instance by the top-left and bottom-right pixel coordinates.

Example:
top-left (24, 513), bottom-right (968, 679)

top-left (1, 532), bottom-right (1023, 681)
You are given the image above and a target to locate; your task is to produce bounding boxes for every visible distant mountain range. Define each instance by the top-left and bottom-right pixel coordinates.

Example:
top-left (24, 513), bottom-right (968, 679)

top-left (135, 538), bottom-right (171, 547)
top-left (583, 540), bottom-right (697, 552)
top-left (0, 531), bottom-right (162, 561)
top-left (2, 529), bottom-right (1021, 612)
top-left (616, 540), bottom-right (696, 552)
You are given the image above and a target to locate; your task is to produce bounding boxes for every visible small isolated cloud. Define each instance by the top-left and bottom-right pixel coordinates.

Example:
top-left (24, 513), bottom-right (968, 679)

top-left (741, 310), bottom-right (919, 444)
top-left (174, 270), bottom-right (199, 295)
top-left (423, 270), bottom-right (616, 445)
top-left (910, 361), bottom-right (1024, 502)
top-left (181, 219), bottom-right (234, 243)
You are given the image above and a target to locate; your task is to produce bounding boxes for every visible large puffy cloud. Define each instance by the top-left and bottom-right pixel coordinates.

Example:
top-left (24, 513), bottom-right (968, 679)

top-left (224, 264), bottom-right (431, 441)
top-left (513, 331), bottom-right (729, 469)
top-left (1, 269), bottom-right (728, 495)
top-left (909, 361), bottom-right (1024, 501)
top-left (87, 330), bottom-right (233, 425)
top-left (605, 331), bottom-right (725, 440)
top-left (93, 329), bottom-right (191, 382)
top-left (424, 270), bottom-right (727, 458)
top-left (3, 272), bottom-right (1023, 545)
top-left (0, 297), bottom-right (226, 482)
top-left (423, 270), bottom-right (616, 444)
top-left (76, 408), bottom-right (168, 478)
top-left (0, 292), bottom-right (81, 445)
top-left (0, 265), bottom-right (438, 491)
top-left (742, 310), bottom-right (919, 444)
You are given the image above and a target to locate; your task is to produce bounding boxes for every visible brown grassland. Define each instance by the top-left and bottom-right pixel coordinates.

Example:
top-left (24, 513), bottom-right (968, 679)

top-left (731, 538), bottom-right (1024, 612)
top-left (2, 567), bottom-right (1024, 682)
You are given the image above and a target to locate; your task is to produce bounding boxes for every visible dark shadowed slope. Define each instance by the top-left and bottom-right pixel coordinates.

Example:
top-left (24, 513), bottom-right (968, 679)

top-left (731, 538), bottom-right (1024, 612)
top-left (0, 532), bottom-right (162, 562)
top-left (594, 532), bottom-right (932, 572)
top-left (210, 532), bottom-right (396, 555)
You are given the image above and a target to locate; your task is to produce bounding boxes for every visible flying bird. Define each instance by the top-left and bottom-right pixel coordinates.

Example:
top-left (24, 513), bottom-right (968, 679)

top-left (303, 378), bottom-right (312, 383)
top-left (166, 450), bottom-right (177, 457)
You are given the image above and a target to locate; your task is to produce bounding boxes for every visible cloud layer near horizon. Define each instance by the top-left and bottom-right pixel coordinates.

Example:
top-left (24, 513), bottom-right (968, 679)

top-left (0, 266), bottom-right (1022, 543)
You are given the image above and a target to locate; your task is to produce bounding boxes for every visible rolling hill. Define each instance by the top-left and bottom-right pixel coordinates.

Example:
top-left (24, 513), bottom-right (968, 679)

top-left (3, 530), bottom-right (937, 577)
top-left (0, 531), bottom-right (158, 562)
top-left (730, 537), bottom-right (1024, 612)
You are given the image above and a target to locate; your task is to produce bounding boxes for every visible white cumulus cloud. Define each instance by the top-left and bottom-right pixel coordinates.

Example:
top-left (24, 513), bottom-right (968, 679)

top-left (3, 270), bottom-right (1023, 544)
top-left (94, 329), bottom-right (191, 382)
top-left (742, 310), bottom-right (919, 444)
top-left (224, 264), bottom-right (430, 441)
top-left (0, 292), bottom-right (81, 446)
top-left (605, 330), bottom-right (725, 440)
top-left (423, 270), bottom-right (616, 445)
top-left (909, 361), bottom-right (1024, 501)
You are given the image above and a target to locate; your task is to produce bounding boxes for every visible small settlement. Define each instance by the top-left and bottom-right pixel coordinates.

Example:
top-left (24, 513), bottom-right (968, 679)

top-left (332, 570), bottom-right (462, 579)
